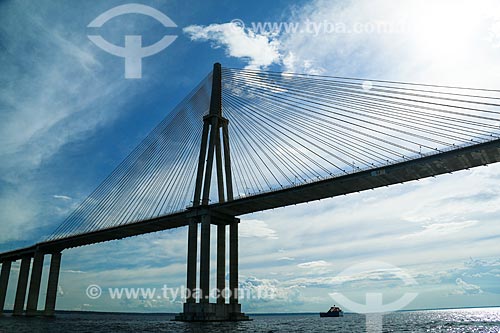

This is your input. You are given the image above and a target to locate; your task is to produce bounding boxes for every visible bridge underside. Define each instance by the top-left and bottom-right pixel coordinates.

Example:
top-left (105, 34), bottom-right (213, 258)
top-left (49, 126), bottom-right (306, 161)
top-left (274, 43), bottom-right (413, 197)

top-left (2, 139), bottom-right (499, 260)
top-left (0, 139), bottom-right (499, 259)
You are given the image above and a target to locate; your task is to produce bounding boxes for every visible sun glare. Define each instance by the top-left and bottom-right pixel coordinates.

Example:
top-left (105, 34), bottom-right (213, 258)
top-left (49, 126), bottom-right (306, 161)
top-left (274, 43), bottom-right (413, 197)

top-left (409, 1), bottom-right (482, 59)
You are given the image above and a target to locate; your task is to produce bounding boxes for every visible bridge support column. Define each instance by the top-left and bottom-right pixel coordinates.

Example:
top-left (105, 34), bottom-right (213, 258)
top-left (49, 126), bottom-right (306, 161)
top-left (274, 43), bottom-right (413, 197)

top-left (229, 220), bottom-right (239, 307)
top-left (44, 252), bottom-right (61, 317)
top-left (175, 214), bottom-right (248, 321)
top-left (176, 63), bottom-right (247, 321)
top-left (0, 261), bottom-right (12, 316)
top-left (216, 223), bottom-right (226, 305)
top-left (26, 252), bottom-right (44, 316)
top-left (186, 220), bottom-right (198, 303)
top-left (13, 256), bottom-right (31, 316)
top-left (199, 215), bottom-right (211, 303)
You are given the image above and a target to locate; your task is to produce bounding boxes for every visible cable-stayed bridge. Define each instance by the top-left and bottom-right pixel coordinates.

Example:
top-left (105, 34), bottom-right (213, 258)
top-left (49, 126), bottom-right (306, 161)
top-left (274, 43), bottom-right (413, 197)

top-left (1, 63), bottom-right (500, 320)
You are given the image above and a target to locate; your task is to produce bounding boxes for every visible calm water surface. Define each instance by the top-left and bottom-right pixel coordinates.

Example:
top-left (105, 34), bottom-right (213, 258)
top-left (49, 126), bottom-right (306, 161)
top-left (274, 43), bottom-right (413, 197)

top-left (0, 308), bottom-right (499, 332)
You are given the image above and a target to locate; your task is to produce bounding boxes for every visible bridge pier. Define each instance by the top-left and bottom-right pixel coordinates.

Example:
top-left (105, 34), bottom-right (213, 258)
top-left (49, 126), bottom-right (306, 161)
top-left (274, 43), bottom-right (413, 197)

top-left (175, 213), bottom-right (248, 321)
top-left (26, 252), bottom-right (44, 316)
top-left (186, 220), bottom-right (197, 303)
top-left (0, 261), bottom-right (12, 316)
top-left (216, 222), bottom-right (226, 305)
top-left (1, 251), bottom-right (62, 317)
top-left (199, 215), bottom-right (211, 304)
top-left (44, 252), bottom-right (62, 316)
top-left (13, 256), bottom-right (31, 316)
top-left (229, 221), bottom-right (238, 306)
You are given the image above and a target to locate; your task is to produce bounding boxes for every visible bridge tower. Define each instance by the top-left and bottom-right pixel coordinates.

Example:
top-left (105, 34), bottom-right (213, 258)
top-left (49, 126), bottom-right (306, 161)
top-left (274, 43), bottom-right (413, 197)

top-left (175, 63), bottom-right (249, 321)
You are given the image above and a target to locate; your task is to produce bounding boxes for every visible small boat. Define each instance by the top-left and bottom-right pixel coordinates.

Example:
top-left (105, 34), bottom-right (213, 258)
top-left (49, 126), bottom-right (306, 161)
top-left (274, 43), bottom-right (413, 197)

top-left (320, 305), bottom-right (344, 317)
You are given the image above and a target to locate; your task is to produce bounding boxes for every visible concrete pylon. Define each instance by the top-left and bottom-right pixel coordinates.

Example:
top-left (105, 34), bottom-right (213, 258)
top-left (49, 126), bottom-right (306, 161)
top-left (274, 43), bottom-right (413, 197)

top-left (186, 220), bottom-right (198, 303)
top-left (175, 63), bottom-right (248, 321)
top-left (13, 256), bottom-right (31, 316)
top-left (175, 213), bottom-right (248, 321)
top-left (229, 221), bottom-right (238, 305)
top-left (44, 252), bottom-right (62, 316)
top-left (216, 223), bottom-right (226, 304)
top-left (199, 215), bottom-right (211, 304)
top-left (0, 261), bottom-right (12, 316)
top-left (26, 252), bottom-right (44, 316)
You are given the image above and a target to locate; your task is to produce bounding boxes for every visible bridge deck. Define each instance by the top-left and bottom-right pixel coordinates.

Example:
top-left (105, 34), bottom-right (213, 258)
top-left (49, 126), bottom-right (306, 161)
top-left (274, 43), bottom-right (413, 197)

top-left (1, 139), bottom-right (500, 261)
top-left (214, 139), bottom-right (500, 216)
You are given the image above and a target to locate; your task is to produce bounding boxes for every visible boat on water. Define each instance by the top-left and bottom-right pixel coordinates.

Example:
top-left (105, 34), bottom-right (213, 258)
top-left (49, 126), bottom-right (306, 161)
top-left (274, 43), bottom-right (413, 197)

top-left (320, 305), bottom-right (344, 317)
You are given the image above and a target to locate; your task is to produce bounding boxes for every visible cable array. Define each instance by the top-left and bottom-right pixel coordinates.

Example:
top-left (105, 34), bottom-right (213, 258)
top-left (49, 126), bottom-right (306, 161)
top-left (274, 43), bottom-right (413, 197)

top-left (222, 68), bottom-right (500, 197)
top-left (48, 67), bottom-right (500, 240)
top-left (47, 74), bottom-right (212, 240)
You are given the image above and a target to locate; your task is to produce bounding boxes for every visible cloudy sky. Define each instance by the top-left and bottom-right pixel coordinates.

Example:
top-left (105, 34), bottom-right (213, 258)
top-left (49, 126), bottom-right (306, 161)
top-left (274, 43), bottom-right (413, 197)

top-left (1, 0), bottom-right (500, 313)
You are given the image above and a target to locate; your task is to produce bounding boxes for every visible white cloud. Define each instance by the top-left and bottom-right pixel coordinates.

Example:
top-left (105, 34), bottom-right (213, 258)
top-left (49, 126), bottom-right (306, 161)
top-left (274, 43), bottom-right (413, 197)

top-left (53, 195), bottom-right (72, 201)
top-left (0, 2), bottom-right (145, 243)
top-left (185, 0), bottom-right (500, 85)
top-left (278, 256), bottom-right (295, 261)
top-left (61, 269), bottom-right (85, 274)
top-left (184, 23), bottom-right (280, 69)
top-left (282, 0), bottom-right (500, 85)
top-left (0, 15), bottom-right (112, 178)
top-left (0, 188), bottom-right (39, 242)
top-left (297, 260), bottom-right (331, 269)
top-left (399, 221), bottom-right (478, 240)
top-left (240, 219), bottom-right (278, 239)
top-left (239, 276), bottom-right (304, 311)
top-left (454, 278), bottom-right (483, 295)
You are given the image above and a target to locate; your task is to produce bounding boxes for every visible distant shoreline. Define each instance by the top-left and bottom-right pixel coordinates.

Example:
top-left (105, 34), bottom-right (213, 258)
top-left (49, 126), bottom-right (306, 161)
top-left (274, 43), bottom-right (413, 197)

top-left (2, 305), bottom-right (499, 316)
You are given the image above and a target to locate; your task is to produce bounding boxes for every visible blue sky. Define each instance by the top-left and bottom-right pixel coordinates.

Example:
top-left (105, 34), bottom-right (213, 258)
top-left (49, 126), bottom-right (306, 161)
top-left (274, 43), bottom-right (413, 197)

top-left (1, 0), bottom-right (500, 313)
